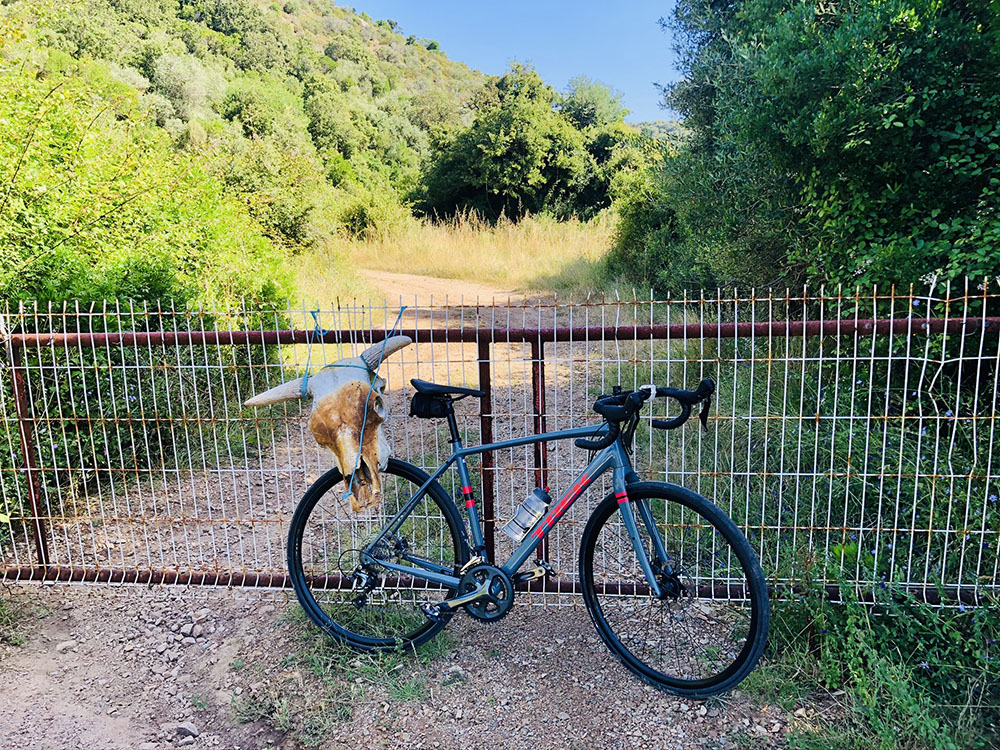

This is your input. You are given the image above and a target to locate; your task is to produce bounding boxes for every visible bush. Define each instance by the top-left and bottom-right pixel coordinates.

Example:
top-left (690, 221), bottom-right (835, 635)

top-left (614, 0), bottom-right (1000, 293)
top-left (0, 60), bottom-right (290, 306)
top-left (11, 0), bottom-right (491, 242)
top-left (150, 52), bottom-right (223, 120)
top-left (767, 578), bottom-right (999, 749)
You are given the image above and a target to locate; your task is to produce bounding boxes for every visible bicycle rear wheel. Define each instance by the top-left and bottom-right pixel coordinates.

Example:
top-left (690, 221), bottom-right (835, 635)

top-left (579, 482), bottom-right (769, 698)
top-left (288, 458), bottom-right (469, 651)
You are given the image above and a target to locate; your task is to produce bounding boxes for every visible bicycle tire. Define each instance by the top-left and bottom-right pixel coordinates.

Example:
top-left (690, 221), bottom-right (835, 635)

top-left (288, 458), bottom-right (470, 651)
top-left (579, 482), bottom-right (769, 698)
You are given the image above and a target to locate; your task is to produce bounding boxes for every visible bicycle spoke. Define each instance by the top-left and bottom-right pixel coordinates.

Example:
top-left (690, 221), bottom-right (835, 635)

top-left (291, 460), bottom-right (464, 648)
top-left (584, 488), bottom-right (765, 693)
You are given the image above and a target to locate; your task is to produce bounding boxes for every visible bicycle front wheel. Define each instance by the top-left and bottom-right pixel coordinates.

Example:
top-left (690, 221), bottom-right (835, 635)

top-left (579, 482), bottom-right (769, 698)
top-left (288, 458), bottom-right (470, 651)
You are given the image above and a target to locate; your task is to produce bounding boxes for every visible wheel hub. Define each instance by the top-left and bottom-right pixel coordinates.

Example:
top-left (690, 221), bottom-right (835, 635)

top-left (655, 564), bottom-right (687, 600)
top-left (458, 564), bottom-right (515, 622)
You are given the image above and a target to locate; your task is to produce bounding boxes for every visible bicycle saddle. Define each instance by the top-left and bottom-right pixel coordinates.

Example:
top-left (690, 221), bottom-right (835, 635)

top-left (410, 379), bottom-right (485, 398)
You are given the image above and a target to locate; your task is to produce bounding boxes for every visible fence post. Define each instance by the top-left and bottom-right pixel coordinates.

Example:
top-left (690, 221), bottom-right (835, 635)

top-left (477, 340), bottom-right (496, 560)
top-left (530, 337), bottom-right (550, 560)
top-left (9, 343), bottom-right (50, 567)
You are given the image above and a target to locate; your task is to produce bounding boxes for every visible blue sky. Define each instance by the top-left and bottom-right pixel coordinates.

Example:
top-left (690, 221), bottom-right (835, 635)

top-left (348, 1), bottom-right (681, 123)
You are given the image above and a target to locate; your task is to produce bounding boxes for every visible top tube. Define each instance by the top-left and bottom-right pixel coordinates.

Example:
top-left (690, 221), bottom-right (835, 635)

top-left (453, 424), bottom-right (610, 459)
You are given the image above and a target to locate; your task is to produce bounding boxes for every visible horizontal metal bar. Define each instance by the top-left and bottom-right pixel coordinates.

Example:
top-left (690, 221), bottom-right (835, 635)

top-left (456, 423), bottom-right (606, 458)
top-left (4, 567), bottom-right (989, 606)
top-left (7, 317), bottom-right (999, 349)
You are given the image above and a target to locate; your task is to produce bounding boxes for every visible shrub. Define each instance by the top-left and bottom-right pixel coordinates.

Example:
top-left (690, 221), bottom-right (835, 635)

top-left (150, 52), bottom-right (223, 120)
top-left (620, 0), bottom-right (1000, 292)
top-left (770, 578), bottom-right (999, 749)
top-left (0, 60), bottom-right (289, 306)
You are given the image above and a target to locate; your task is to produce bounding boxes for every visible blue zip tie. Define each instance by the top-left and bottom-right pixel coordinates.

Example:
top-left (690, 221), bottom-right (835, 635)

top-left (300, 308), bottom-right (331, 398)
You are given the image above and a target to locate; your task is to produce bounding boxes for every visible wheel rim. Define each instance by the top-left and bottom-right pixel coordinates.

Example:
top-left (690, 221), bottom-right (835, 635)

top-left (585, 492), bottom-right (762, 690)
top-left (292, 463), bottom-right (462, 647)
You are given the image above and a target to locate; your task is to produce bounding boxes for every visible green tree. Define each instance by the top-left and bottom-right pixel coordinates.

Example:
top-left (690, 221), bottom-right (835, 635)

top-left (560, 75), bottom-right (628, 130)
top-left (419, 64), bottom-right (589, 220)
top-left (616, 0), bottom-right (1000, 292)
top-left (0, 62), bottom-right (289, 305)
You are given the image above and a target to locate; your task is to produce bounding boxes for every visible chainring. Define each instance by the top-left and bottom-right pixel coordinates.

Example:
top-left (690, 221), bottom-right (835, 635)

top-left (458, 563), bottom-right (515, 622)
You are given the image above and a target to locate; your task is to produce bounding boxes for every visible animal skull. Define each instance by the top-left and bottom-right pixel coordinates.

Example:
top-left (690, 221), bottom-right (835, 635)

top-left (245, 335), bottom-right (412, 512)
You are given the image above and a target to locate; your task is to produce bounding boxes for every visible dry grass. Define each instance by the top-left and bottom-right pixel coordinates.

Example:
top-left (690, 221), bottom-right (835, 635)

top-left (290, 240), bottom-right (378, 307)
top-left (294, 212), bottom-right (614, 298)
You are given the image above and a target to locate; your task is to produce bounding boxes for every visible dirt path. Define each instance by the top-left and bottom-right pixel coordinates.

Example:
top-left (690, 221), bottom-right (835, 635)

top-left (360, 270), bottom-right (525, 305)
top-left (0, 586), bottom-right (798, 750)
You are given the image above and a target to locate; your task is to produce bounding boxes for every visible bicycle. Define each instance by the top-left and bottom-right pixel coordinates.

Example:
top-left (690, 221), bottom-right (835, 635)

top-left (287, 377), bottom-right (770, 698)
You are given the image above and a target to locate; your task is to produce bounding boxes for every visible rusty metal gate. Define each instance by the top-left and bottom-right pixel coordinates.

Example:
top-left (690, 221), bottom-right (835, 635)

top-left (2, 287), bottom-right (998, 604)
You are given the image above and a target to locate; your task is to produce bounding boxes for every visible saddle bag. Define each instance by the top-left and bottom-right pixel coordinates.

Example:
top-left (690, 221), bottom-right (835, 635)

top-left (410, 392), bottom-right (450, 419)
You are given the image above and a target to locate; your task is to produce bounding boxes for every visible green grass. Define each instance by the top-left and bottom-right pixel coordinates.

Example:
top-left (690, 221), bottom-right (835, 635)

top-left (0, 597), bottom-right (26, 647)
top-left (228, 603), bottom-right (455, 744)
top-left (231, 692), bottom-right (274, 724)
top-left (389, 676), bottom-right (429, 702)
top-left (190, 694), bottom-right (210, 711)
top-left (741, 660), bottom-right (810, 712)
top-left (756, 583), bottom-right (1000, 750)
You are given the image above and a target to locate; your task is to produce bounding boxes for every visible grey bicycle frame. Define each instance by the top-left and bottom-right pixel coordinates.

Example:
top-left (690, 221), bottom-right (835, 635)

top-left (363, 423), bottom-right (668, 598)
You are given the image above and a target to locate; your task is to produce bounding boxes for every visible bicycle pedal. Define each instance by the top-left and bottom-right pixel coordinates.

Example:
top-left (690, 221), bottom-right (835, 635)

top-left (420, 602), bottom-right (445, 624)
top-left (513, 559), bottom-right (556, 584)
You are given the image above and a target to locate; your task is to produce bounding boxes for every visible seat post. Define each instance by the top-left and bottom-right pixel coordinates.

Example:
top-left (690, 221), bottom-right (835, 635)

top-left (444, 402), bottom-right (462, 446)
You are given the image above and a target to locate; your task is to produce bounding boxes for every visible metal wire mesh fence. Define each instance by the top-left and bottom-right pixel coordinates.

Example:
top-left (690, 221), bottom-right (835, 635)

top-left (1, 286), bottom-right (998, 605)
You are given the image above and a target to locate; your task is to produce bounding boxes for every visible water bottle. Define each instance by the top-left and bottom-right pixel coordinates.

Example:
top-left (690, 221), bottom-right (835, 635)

top-left (502, 488), bottom-right (551, 542)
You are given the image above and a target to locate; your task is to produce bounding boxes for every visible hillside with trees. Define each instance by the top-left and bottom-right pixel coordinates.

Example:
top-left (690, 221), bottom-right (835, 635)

top-left (0, 0), bottom-right (491, 306)
top-left (1, 0), bottom-right (652, 306)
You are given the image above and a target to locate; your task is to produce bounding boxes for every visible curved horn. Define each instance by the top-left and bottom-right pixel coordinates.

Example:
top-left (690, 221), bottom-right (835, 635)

top-left (359, 335), bottom-right (412, 370)
top-left (244, 377), bottom-right (306, 407)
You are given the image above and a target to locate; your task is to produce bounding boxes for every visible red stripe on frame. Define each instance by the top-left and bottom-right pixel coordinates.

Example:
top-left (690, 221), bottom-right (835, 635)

top-left (616, 491), bottom-right (629, 504)
top-left (532, 473), bottom-right (592, 538)
top-left (461, 485), bottom-right (473, 494)
top-left (465, 498), bottom-right (475, 508)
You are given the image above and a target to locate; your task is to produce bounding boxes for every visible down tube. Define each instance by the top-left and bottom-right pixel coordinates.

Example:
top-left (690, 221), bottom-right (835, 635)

top-left (502, 446), bottom-right (619, 576)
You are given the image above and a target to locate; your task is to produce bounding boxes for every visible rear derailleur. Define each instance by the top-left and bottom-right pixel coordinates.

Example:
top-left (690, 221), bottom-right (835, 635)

top-left (348, 564), bottom-right (381, 608)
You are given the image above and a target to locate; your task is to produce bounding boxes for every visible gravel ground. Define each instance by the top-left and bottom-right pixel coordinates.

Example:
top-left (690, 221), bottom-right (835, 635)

top-left (0, 585), bottom-right (799, 750)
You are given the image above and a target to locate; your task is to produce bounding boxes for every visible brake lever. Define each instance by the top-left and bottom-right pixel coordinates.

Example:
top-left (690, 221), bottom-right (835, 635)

top-left (699, 396), bottom-right (711, 431)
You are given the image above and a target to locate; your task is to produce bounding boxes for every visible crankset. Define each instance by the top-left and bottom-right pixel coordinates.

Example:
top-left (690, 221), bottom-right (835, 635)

top-left (420, 563), bottom-right (515, 624)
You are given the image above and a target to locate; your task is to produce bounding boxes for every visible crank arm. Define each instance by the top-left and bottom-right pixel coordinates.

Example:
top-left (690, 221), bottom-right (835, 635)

top-left (420, 579), bottom-right (492, 623)
top-left (436, 579), bottom-right (490, 612)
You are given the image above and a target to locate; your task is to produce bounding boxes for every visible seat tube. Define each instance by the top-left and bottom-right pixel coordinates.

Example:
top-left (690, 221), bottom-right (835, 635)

top-left (448, 408), bottom-right (486, 553)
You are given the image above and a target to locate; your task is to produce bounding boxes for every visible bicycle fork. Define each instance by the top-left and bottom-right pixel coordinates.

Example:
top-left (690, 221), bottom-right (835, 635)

top-left (613, 479), bottom-right (668, 600)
